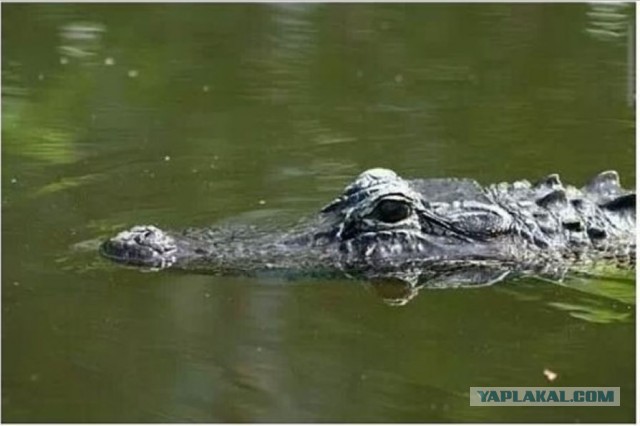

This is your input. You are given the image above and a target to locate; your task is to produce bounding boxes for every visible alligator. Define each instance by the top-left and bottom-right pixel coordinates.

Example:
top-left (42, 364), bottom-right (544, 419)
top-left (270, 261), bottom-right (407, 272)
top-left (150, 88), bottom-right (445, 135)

top-left (101, 168), bottom-right (635, 301)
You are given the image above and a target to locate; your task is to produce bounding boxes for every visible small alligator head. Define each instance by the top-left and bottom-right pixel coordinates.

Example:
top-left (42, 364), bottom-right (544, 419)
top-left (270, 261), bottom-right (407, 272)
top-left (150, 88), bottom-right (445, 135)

top-left (102, 168), bottom-right (524, 288)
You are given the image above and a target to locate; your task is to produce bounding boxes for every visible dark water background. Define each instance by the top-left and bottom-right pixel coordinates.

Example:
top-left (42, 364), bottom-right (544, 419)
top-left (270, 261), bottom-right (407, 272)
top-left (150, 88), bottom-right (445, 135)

top-left (2, 3), bottom-right (635, 422)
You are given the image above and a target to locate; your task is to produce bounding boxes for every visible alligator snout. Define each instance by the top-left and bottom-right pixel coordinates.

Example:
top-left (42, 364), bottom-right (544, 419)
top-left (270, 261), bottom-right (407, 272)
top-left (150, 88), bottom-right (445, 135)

top-left (100, 225), bottom-right (178, 269)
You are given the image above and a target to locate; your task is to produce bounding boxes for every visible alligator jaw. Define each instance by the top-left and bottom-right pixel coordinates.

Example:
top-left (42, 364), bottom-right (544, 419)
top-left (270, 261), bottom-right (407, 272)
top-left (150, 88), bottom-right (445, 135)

top-left (100, 225), bottom-right (179, 269)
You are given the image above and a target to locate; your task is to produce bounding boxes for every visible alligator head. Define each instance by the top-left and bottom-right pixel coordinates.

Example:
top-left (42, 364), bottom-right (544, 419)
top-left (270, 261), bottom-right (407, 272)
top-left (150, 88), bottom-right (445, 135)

top-left (101, 168), bottom-right (635, 295)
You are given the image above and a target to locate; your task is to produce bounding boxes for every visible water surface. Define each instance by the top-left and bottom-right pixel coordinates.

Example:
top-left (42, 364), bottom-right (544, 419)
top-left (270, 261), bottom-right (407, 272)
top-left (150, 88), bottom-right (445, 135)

top-left (2, 3), bottom-right (635, 422)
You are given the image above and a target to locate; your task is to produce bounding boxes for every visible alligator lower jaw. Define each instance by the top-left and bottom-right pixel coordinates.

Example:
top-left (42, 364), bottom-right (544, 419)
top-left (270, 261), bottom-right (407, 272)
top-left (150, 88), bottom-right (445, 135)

top-left (100, 225), bottom-right (179, 269)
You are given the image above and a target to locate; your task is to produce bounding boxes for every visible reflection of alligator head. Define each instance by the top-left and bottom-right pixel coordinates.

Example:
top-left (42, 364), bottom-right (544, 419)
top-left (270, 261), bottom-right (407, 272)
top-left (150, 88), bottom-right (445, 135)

top-left (101, 168), bottom-right (635, 296)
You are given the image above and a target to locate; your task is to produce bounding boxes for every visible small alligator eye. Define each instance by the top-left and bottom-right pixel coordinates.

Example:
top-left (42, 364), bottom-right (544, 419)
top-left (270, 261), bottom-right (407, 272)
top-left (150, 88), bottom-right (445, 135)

top-left (371, 199), bottom-right (412, 223)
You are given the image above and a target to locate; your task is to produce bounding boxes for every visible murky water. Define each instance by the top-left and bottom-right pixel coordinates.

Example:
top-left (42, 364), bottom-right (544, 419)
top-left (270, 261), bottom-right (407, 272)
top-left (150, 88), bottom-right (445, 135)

top-left (2, 3), bottom-right (635, 422)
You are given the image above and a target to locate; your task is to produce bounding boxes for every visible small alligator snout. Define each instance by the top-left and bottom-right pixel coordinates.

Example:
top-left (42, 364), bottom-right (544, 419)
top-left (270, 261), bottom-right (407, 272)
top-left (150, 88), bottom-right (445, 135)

top-left (100, 225), bottom-right (178, 269)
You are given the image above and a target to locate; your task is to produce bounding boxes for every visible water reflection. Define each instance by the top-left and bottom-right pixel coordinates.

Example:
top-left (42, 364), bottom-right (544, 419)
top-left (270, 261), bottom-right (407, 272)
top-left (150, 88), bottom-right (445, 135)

top-left (586, 2), bottom-right (633, 42)
top-left (363, 266), bottom-right (634, 318)
top-left (58, 21), bottom-right (106, 62)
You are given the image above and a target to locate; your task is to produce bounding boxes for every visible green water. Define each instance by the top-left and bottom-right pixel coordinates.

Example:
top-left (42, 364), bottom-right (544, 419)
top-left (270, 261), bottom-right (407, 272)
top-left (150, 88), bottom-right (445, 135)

top-left (2, 3), bottom-right (635, 422)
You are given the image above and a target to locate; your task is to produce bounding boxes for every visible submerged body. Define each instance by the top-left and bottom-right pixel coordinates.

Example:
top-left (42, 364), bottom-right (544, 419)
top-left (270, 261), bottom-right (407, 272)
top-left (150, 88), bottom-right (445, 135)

top-left (101, 169), bottom-right (635, 291)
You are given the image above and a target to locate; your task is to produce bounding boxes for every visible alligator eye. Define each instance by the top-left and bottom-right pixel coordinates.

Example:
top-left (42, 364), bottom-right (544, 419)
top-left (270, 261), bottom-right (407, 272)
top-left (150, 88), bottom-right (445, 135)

top-left (371, 199), bottom-right (412, 223)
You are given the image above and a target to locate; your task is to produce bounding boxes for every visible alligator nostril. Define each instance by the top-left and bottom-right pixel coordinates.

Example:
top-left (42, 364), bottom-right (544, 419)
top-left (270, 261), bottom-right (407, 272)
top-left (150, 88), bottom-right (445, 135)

top-left (562, 220), bottom-right (583, 232)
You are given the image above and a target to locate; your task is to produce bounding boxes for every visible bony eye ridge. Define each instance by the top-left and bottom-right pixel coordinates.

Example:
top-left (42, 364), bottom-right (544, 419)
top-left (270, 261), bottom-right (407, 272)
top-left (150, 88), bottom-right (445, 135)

top-left (370, 199), bottom-right (413, 223)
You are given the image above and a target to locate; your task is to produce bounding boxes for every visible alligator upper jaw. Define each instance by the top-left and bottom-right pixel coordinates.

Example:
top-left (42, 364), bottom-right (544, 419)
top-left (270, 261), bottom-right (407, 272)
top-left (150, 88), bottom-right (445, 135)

top-left (100, 222), bottom-right (517, 275)
top-left (100, 223), bottom-right (340, 273)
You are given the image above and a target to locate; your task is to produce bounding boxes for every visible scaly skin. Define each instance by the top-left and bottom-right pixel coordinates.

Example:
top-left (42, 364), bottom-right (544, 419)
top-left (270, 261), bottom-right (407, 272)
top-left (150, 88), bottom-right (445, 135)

top-left (101, 168), bottom-right (635, 289)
